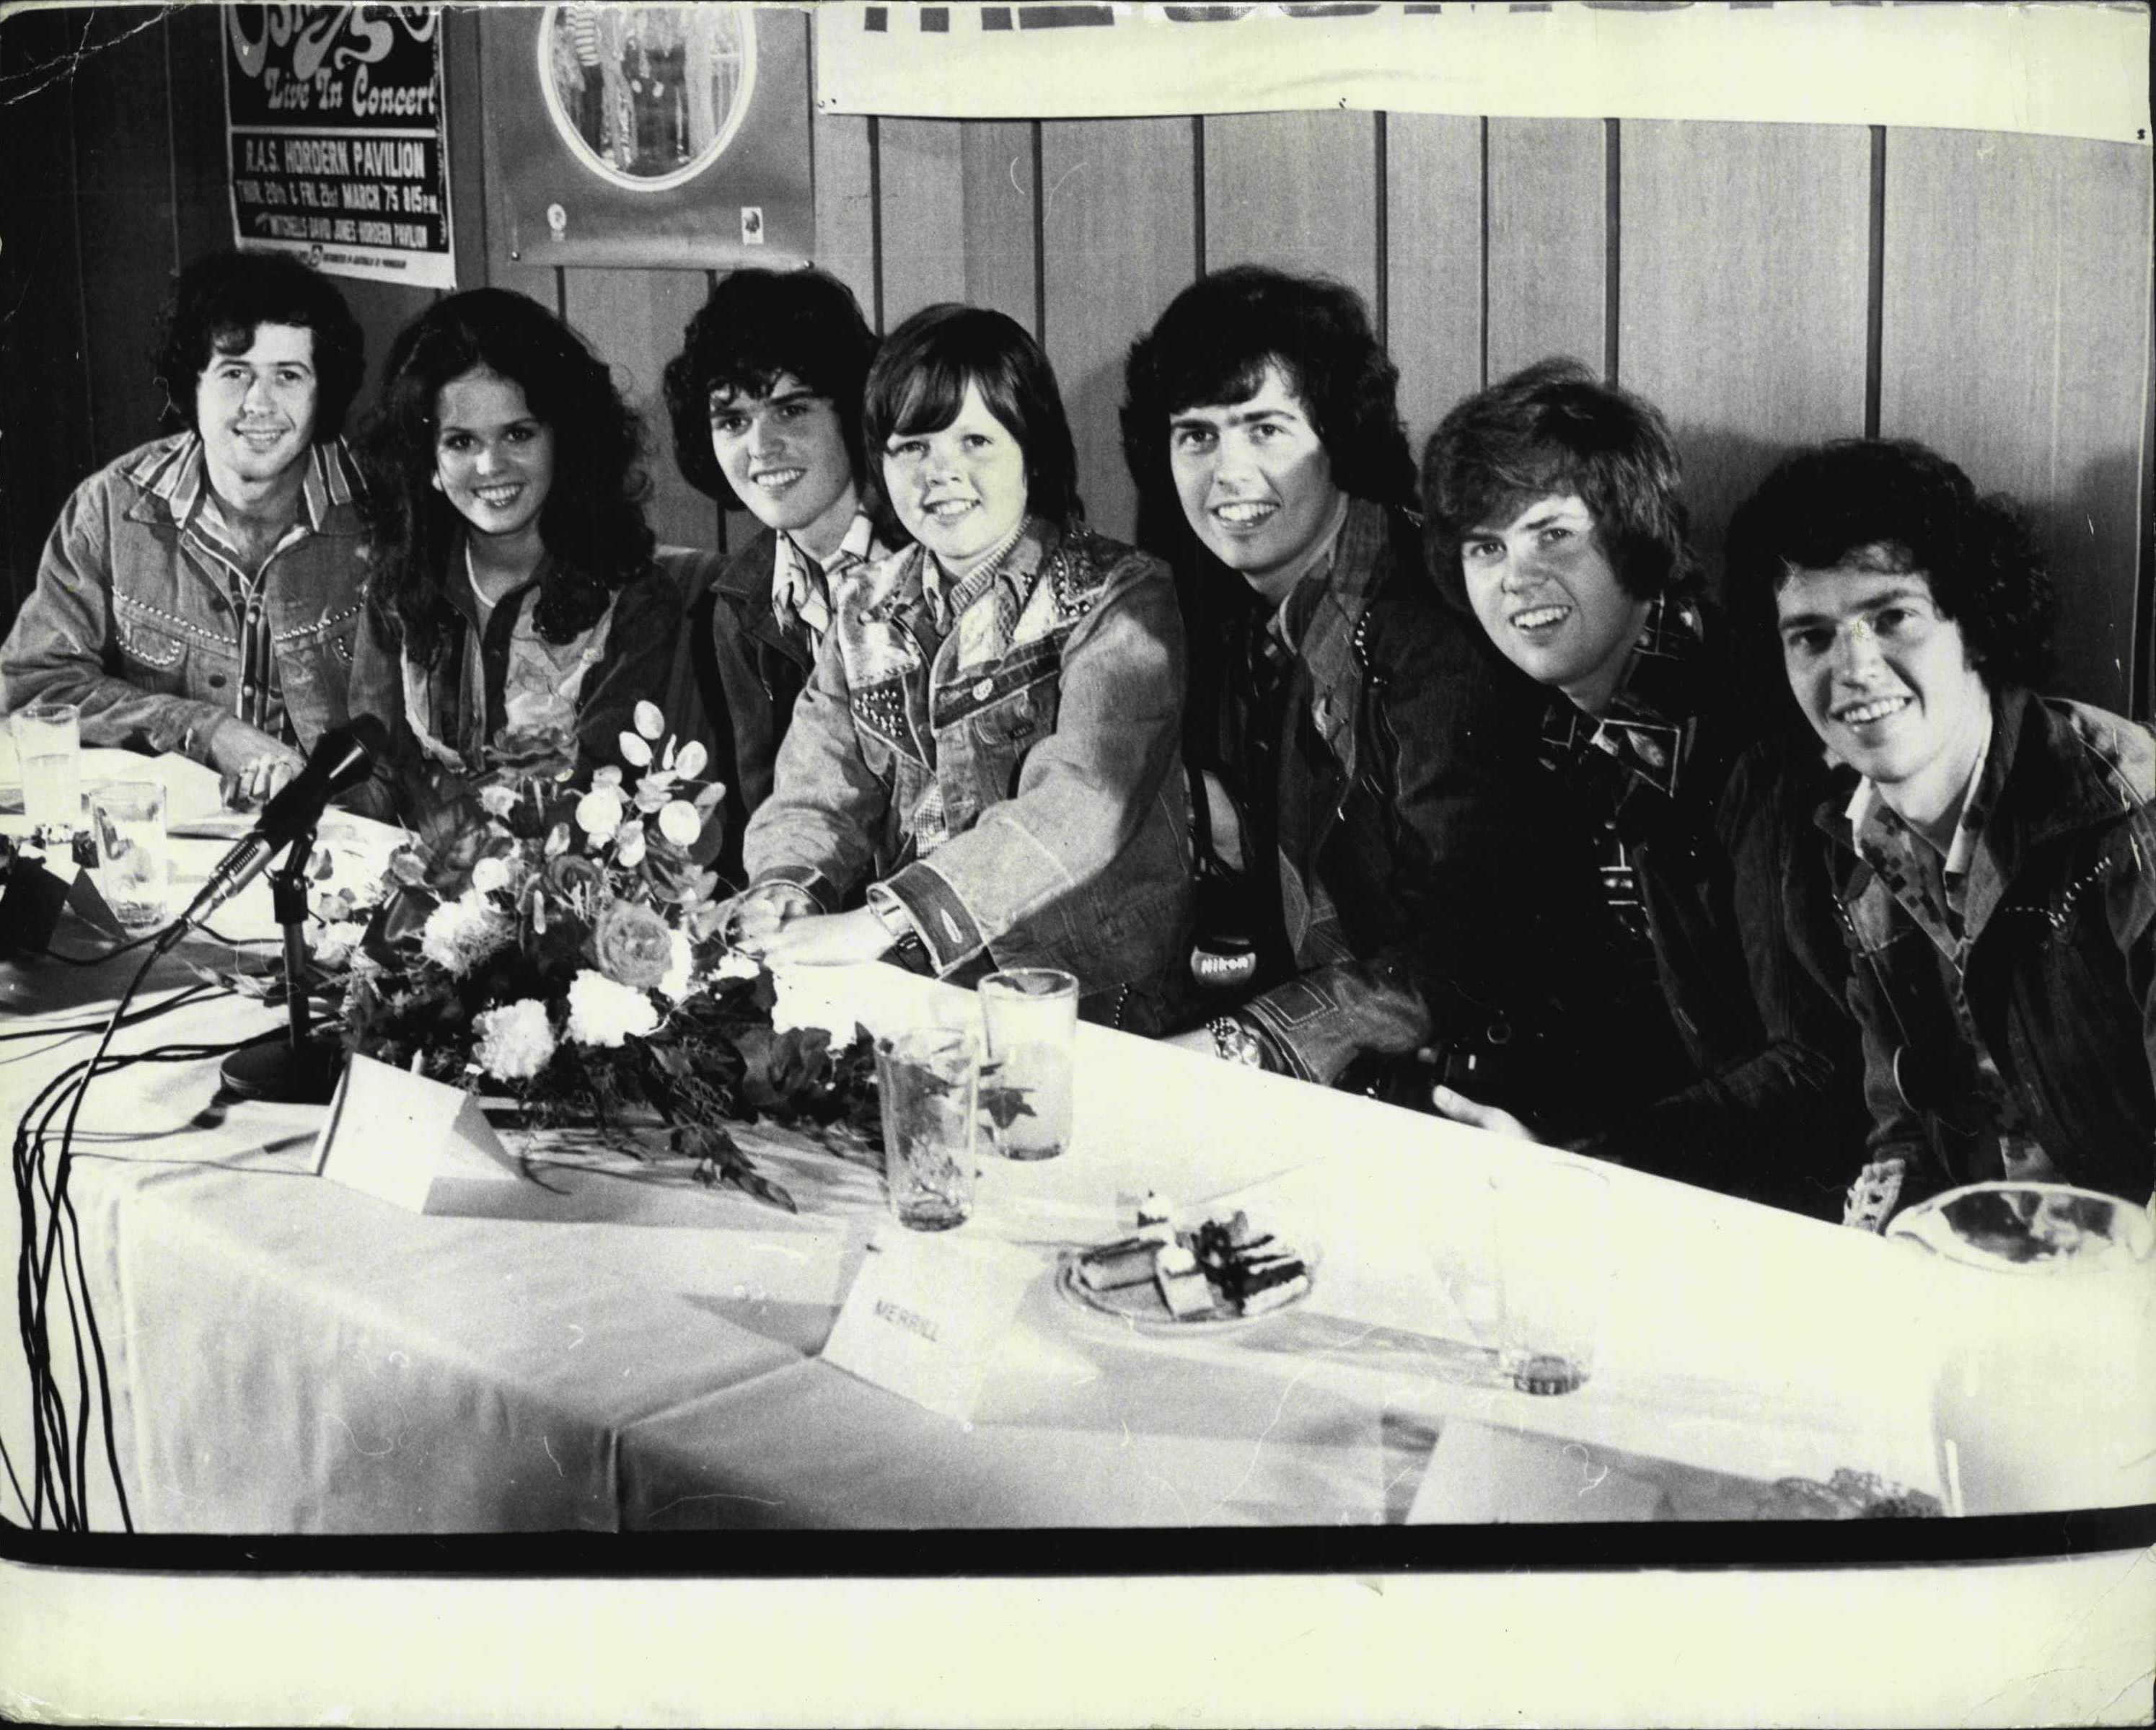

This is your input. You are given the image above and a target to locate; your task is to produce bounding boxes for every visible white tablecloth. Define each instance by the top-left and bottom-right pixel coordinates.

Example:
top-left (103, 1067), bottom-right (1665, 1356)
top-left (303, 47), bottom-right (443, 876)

top-left (14, 937), bottom-right (2111, 1535)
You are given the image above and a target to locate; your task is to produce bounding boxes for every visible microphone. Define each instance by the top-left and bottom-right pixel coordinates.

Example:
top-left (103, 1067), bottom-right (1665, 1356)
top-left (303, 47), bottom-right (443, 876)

top-left (177, 715), bottom-right (390, 927)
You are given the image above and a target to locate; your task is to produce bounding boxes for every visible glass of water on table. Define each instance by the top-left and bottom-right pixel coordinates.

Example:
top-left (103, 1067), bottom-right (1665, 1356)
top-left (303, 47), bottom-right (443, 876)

top-left (978, 967), bottom-right (1078, 1161)
top-left (84, 780), bottom-right (171, 931)
top-left (11, 701), bottom-right (82, 842)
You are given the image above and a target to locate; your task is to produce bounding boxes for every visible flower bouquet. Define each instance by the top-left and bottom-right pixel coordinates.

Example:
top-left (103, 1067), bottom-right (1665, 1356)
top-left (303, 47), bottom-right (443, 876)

top-left (293, 704), bottom-right (881, 1213)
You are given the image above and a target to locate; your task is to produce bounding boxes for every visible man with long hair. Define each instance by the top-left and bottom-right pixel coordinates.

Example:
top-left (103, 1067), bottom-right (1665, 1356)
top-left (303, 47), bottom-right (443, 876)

top-left (2, 249), bottom-right (369, 805)
top-left (1122, 265), bottom-right (1544, 1087)
top-left (1729, 437), bottom-right (2156, 1224)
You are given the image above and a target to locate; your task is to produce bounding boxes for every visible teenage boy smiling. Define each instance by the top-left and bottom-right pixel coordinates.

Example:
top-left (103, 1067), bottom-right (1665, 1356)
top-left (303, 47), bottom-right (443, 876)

top-left (1421, 360), bottom-right (1864, 1214)
top-left (1730, 438), bottom-right (2156, 1224)
top-left (661, 268), bottom-right (897, 878)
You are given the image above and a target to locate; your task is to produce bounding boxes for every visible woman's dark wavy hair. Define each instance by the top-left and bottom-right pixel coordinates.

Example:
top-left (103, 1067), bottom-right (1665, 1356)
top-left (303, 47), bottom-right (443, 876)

top-left (659, 266), bottom-right (881, 509)
top-left (155, 249), bottom-right (366, 439)
top-left (863, 303), bottom-right (1081, 526)
top-left (356, 288), bottom-right (654, 661)
top-left (1420, 357), bottom-right (1695, 614)
top-left (1119, 265), bottom-right (1415, 511)
top-left (1725, 438), bottom-right (2052, 689)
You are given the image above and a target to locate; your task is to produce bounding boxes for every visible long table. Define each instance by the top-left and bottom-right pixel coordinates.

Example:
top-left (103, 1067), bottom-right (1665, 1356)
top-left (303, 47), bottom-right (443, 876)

top-left (1, 771), bottom-right (2150, 1535)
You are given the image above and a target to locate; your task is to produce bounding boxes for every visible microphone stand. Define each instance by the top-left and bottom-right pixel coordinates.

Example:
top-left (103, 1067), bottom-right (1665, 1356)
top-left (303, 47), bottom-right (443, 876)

top-left (218, 822), bottom-right (342, 1104)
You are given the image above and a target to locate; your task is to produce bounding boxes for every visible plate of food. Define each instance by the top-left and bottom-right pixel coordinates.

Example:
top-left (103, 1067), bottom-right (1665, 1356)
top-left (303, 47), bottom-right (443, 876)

top-left (1057, 1197), bottom-right (1316, 1332)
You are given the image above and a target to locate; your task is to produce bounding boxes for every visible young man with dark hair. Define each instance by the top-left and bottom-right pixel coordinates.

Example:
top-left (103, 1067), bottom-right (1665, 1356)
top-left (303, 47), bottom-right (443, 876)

top-left (1122, 265), bottom-right (1546, 1087)
top-left (1420, 359), bottom-right (1864, 1214)
top-left (659, 266), bottom-right (897, 877)
top-left (1729, 437), bottom-right (2156, 1224)
top-left (1, 249), bottom-right (370, 804)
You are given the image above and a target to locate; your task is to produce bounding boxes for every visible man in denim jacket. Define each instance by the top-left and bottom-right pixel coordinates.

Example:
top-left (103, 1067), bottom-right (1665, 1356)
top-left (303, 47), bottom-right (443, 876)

top-left (1730, 438), bottom-right (2156, 1224)
top-left (1122, 267), bottom-right (1548, 1086)
top-left (1, 251), bottom-right (369, 804)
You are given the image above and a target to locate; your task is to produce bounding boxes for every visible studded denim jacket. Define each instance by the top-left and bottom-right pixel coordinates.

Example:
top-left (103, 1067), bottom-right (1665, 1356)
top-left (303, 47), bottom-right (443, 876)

top-left (1823, 686), bottom-right (2156, 1217)
top-left (742, 516), bottom-right (1191, 997)
top-left (0, 434), bottom-right (369, 763)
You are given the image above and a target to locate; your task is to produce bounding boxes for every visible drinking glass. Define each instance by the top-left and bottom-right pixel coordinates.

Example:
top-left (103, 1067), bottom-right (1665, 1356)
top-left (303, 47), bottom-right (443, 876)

top-left (84, 780), bottom-right (171, 930)
top-left (12, 702), bottom-right (82, 840)
top-left (1888, 1181), bottom-right (2156, 1514)
top-left (977, 967), bottom-right (1077, 1161)
top-left (875, 1027), bottom-right (982, 1231)
top-left (1491, 1158), bottom-right (1611, 1395)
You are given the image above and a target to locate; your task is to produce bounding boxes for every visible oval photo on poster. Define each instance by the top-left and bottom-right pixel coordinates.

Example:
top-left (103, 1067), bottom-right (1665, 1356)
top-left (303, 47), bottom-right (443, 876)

top-left (538, 3), bottom-right (757, 192)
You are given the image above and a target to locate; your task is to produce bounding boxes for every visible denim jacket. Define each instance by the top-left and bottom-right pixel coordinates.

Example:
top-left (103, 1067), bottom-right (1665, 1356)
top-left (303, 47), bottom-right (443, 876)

top-left (0, 433), bottom-right (368, 761)
top-left (1192, 498), bottom-right (1557, 1085)
top-left (742, 516), bottom-right (1191, 1010)
top-left (1817, 687), bottom-right (2156, 1219)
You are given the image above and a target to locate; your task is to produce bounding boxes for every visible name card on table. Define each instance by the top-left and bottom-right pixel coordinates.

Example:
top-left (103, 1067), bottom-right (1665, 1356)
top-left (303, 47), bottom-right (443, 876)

top-left (822, 1232), bottom-right (1037, 1421)
top-left (314, 1054), bottom-right (523, 1214)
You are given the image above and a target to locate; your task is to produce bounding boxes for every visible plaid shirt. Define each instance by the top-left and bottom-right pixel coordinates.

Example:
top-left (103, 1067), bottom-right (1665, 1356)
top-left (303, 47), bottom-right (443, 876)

top-left (1843, 720), bottom-right (2058, 1184)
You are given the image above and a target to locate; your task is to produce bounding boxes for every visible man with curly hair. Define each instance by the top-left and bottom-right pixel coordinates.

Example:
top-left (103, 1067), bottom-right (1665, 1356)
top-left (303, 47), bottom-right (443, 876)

top-left (1418, 360), bottom-right (1865, 1214)
top-left (659, 268), bottom-right (897, 880)
top-left (1121, 265), bottom-right (1545, 1087)
top-left (1, 249), bottom-right (369, 806)
top-left (1728, 437), bottom-right (2156, 1223)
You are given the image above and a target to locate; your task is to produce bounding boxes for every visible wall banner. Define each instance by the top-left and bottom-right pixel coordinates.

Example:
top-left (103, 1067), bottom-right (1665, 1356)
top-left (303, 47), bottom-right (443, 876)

top-left (814, 1), bottom-right (2151, 147)
top-left (224, 5), bottom-right (457, 290)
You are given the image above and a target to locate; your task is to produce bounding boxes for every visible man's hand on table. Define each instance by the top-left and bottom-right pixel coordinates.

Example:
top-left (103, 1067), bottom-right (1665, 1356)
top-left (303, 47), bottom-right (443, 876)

top-left (758, 906), bottom-right (899, 966)
top-left (1430, 1083), bottom-right (1541, 1143)
top-left (206, 719), bottom-right (306, 811)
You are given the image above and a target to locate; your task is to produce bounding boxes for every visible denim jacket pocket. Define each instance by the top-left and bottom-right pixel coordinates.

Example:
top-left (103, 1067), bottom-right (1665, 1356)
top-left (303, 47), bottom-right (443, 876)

top-left (113, 593), bottom-right (217, 679)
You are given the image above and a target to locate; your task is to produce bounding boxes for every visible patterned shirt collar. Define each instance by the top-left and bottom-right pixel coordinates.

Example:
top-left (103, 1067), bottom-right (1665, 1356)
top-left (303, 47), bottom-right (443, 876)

top-left (133, 433), bottom-right (361, 539)
top-left (1844, 702), bottom-right (1998, 950)
top-left (772, 506), bottom-right (886, 638)
top-left (1539, 594), bottom-right (1707, 802)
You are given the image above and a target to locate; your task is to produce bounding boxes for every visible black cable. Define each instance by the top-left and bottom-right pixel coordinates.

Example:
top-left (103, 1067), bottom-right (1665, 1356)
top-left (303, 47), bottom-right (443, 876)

top-left (0, 981), bottom-right (226, 1046)
top-left (14, 933), bottom-right (177, 1530)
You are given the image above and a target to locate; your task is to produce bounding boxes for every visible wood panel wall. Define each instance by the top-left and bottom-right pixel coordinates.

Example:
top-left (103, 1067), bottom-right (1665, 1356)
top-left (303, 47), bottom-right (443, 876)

top-left (6, 6), bottom-right (2151, 717)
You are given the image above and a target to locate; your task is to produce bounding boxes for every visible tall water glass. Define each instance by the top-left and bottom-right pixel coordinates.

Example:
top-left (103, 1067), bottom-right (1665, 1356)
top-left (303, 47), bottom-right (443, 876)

top-left (12, 702), bottom-right (82, 839)
top-left (876, 1027), bottom-right (982, 1231)
top-left (1492, 1158), bottom-right (1611, 1395)
top-left (977, 967), bottom-right (1078, 1161)
top-left (1888, 1181), bottom-right (2156, 1514)
top-left (85, 780), bottom-right (171, 930)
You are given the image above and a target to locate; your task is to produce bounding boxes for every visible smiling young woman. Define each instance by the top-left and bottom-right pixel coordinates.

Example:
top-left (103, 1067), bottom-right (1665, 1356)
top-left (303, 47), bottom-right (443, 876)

top-left (346, 288), bottom-right (681, 823)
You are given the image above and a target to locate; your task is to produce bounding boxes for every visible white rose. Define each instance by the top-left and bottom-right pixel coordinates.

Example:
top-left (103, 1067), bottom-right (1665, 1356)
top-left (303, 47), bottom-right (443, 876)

top-left (565, 969), bottom-right (660, 1047)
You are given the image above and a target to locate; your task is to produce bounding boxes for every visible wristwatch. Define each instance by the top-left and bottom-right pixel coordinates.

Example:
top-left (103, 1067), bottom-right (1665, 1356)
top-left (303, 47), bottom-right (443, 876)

top-left (1207, 1014), bottom-right (1270, 1069)
top-left (867, 889), bottom-right (930, 968)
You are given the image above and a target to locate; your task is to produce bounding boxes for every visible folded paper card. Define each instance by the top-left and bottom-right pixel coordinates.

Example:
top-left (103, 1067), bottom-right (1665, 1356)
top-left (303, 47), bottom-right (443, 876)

top-left (313, 1054), bottom-right (524, 1214)
top-left (821, 1230), bottom-right (1037, 1421)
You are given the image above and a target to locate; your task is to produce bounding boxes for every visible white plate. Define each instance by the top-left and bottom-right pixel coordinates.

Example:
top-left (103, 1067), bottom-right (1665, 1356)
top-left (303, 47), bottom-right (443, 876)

top-left (1054, 1233), bottom-right (1319, 1333)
